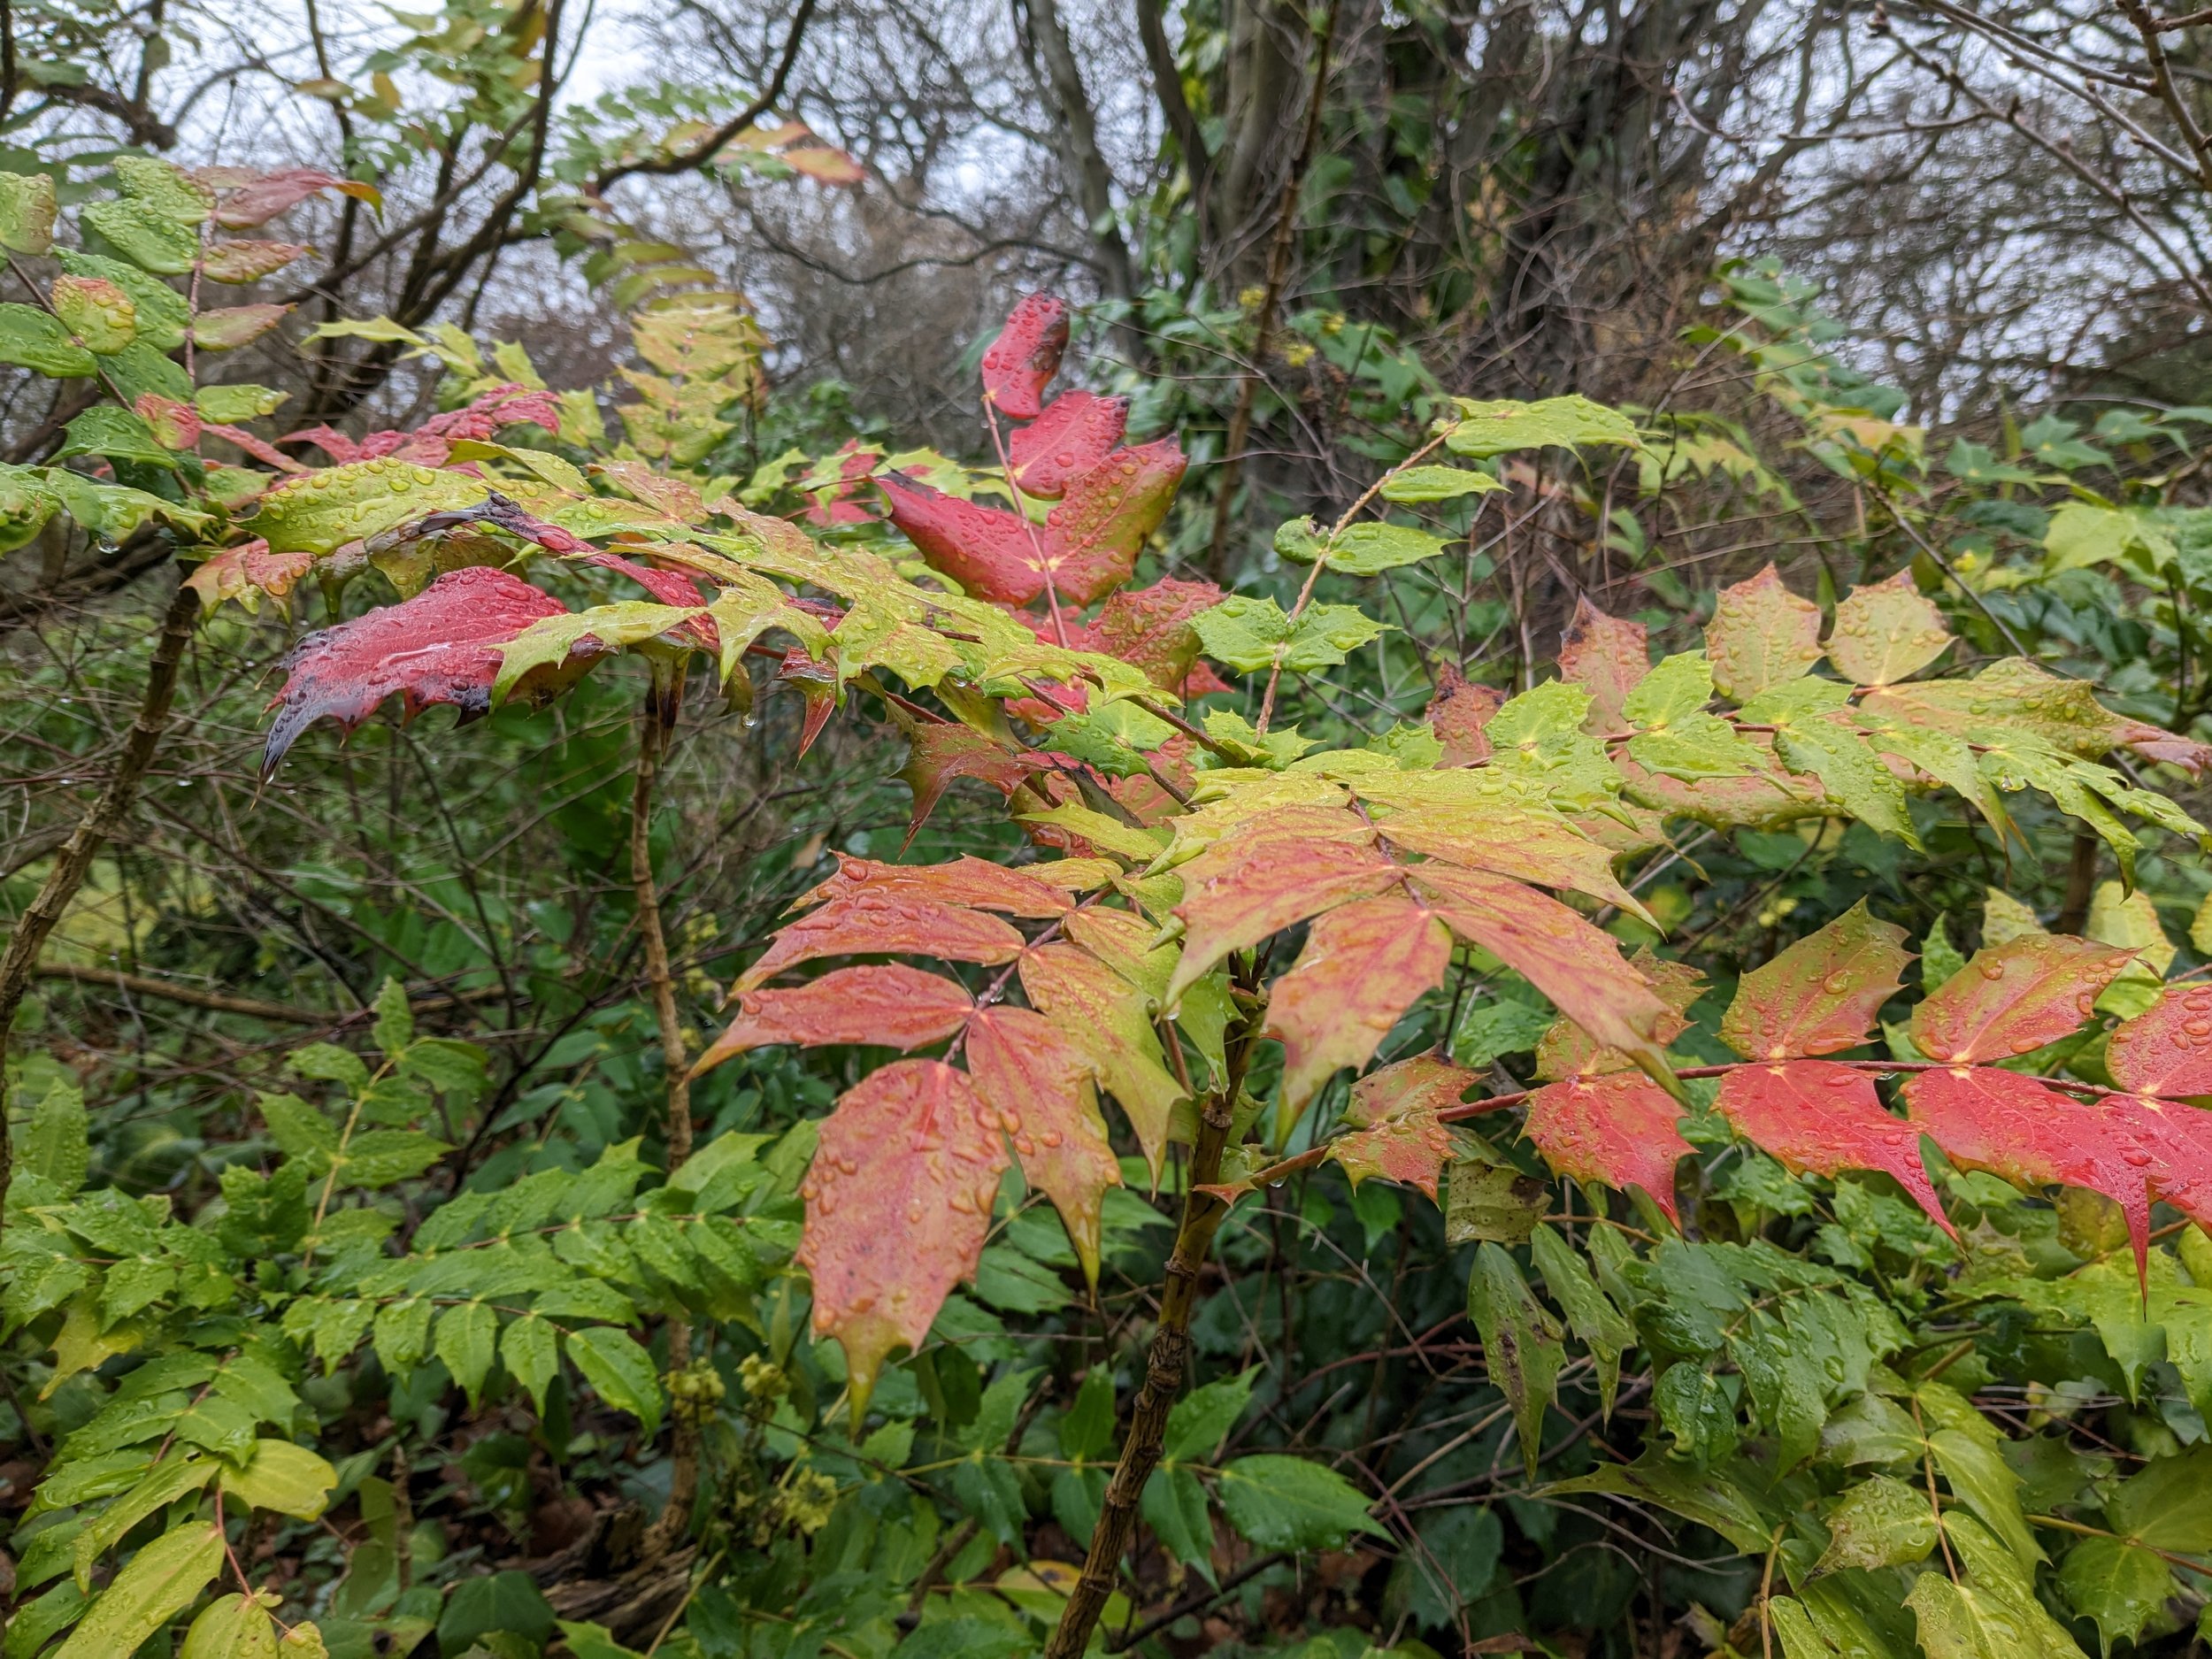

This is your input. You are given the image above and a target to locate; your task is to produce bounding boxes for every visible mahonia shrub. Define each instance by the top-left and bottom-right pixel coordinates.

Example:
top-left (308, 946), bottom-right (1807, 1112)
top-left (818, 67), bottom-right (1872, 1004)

top-left (13, 146), bottom-right (2212, 1659)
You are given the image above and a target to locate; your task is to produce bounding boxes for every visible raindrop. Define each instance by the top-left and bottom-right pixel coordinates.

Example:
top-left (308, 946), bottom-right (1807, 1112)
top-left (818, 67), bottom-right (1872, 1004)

top-left (1978, 960), bottom-right (2006, 980)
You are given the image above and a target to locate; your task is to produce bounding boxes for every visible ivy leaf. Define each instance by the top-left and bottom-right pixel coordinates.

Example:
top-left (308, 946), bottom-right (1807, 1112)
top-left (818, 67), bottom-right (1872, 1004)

top-left (2106, 983), bottom-right (2212, 1097)
top-left (734, 895), bottom-right (1025, 993)
top-left (1909, 934), bottom-right (2136, 1063)
top-left (2057, 1537), bottom-right (2170, 1656)
top-left (1263, 895), bottom-right (1454, 1119)
top-left (434, 1302), bottom-right (498, 1407)
top-left (965, 1006), bottom-right (1122, 1286)
top-left (980, 292), bottom-right (1067, 418)
top-left (2103, 1442), bottom-right (2212, 1551)
top-left (261, 566), bottom-right (572, 778)
top-left (1020, 941), bottom-right (1187, 1179)
top-left (1217, 1455), bottom-right (1384, 1549)
top-left (795, 1060), bottom-right (1009, 1413)
top-left (1465, 1242), bottom-right (1566, 1474)
top-left (1826, 572), bottom-right (1952, 686)
top-left (565, 1326), bottom-right (664, 1438)
top-left (1189, 595), bottom-right (1388, 675)
top-left (217, 1440), bottom-right (336, 1519)
top-left (1525, 1071), bottom-right (1691, 1226)
top-left (1706, 565), bottom-right (1822, 700)
top-left (1557, 596), bottom-right (1649, 733)
top-left (1328, 1056), bottom-right (1474, 1199)
top-left (1721, 901), bottom-right (1910, 1060)
top-left (53, 1520), bottom-right (224, 1659)
top-left (1007, 389), bottom-right (1128, 496)
top-left (1717, 1062), bottom-right (1953, 1237)
top-left (1815, 1474), bottom-right (1939, 1574)
top-left (694, 965), bottom-right (975, 1077)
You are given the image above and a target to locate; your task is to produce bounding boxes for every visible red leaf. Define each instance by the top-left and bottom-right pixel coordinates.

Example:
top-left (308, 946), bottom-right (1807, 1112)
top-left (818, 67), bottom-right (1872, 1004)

top-left (1086, 576), bottom-right (1224, 691)
top-left (1409, 864), bottom-right (1675, 1071)
top-left (210, 167), bottom-right (380, 228)
top-left (1904, 1065), bottom-right (2154, 1276)
top-left (796, 1060), bottom-right (1009, 1406)
top-left (966, 1005), bottom-right (1121, 1283)
top-left (413, 382), bottom-right (562, 447)
top-left (1166, 833), bottom-right (1402, 1004)
top-left (981, 293), bottom-right (1070, 419)
top-left (877, 472), bottom-right (1048, 606)
top-left (692, 965), bottom-right (973, 1077)
top-left (898, 724), bottom-right (1043, 841)
top-left (261, 566), bottom-right (569, 777)
top-left (777, 649), bottom-right (838, 757)
top-left (1908, 934), bottom-right (2136, 1064)
top-left (2108, 981), bottom-right (2212, 1097)
top-left (1039, 438), bottom-right (1187, 605)
top-left (801, 853), bottom-right (1072, 919)
top-left (1263, 895), bottom-right (1454, 1117)
top-left (1020, 940), bottom-right (1187, 1177)
top-left (1705, 564), bottom-right (1822, 700)
top-left (1719, 901), bottom-right (1910, 1060)
top-left (186, 539), bottom-right (311, 611)
top-left (1009, 390), bottom-right (1128, 497)
top-left (1556, 598), bottom-right (1647, 733)
top-left (1532, 950), bottom-right (1702, 1081)
top-left (736, 895), bottom-right (1025, 993)
top-left (1525, 1071), bottom-right (1690, 1225)
top-left (1717, 1060), bottom-right (1952, 1235)
top-left (1425, 664), bottom-right (1503, 764)
top-left (1378, 802), bottom-right (1650, 919)
top-left (1330, 1055), bottom-right (1477, 1199)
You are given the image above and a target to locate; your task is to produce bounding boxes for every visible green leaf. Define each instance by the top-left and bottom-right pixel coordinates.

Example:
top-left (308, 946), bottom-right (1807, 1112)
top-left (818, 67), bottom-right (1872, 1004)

top-left (1163, 1367), bottom-right (1256, 1463)
top-left (1730, 1310), bottom-right (1828, 1470)
top-left (111, 157), bottom-right (213, 227)
top-left (43, 470), bottom-right (211, 541)
top-left (0, 171), bottom-right (58, 254)
top-left (1190, 595), bottom-right (1388, 674)
top-left (1465, 1240), bottom-right (1565, 1475)
top-left (1443, 1158), bottom-right (1549, 1246)
top-left (1141, 1465), bottom-right (1215, 1571)
top-left (83, 196), bottom-right (200, 274)
top-left (1623, 651), bottom-right (1714, 726)
top-left (336, 1129), bottom-right (450, 1187)
top-left (1379, 464), bottom-right (1504, 503)
top-left (372, 1299), bottom-right (433, 1375)
top-left (566, 1325), bottom-right (663, 1437)
top-left (51, 275), bottom-right (134, 354)
top-left (1930, 1426), bottom-right (2042, 1574)
top-left (218, 1440), bottom-right (335, 1519)
top-left (434, 1302), bottom-right (499, 1406)
top-left (252, 457), bottom-right (488, 557)
top-left (1545, 1454), bottom-right (1778, 1555)
top-left (1906, 1569), bottom-right (2081, 1659)
top-left (1060, 1366), bottom-right (1115, 1462)
top-left (370, 978), bottom-right (412, 1055)
top-left (1322, 522), bottom-right (1450, 574)
top-left (1655, 1363), bottom-right (1738, 1466)
top-left (1444, 394), bottom-right (1640, 457)
top-left (58, 406), bottom-right (178, 470)
top-left (53, 1520), bottom-right (224, 1659)
top-left (0, 303), bottom-right (96, 376)
top-left (194, 382), bottom-right (287, 422)
top-left (2103, 1443), bottom-right (2212, 1551)
top-left (552, 1621), bottom-right (646, 1659)
top-left (257, 1092), bottom-right (336, 1163)
top-left (502, 1313), bottom-right (558, 1414)
top-left (25, 1077), bottom-right (89, 1194)
top-left (1815, 1474), bottom-right (1938, 1574)
top-left (2058, 1536), bottom-right (2170, 1655)
top-left (436, 1570), bottom-right (556, 1653)
top-left (1217, 1455), bottom-right (1383, 1550)
top-left (57, 251), bottom-right (188, 351)
top-left (73, 1456), bottom-right (217, 1592)
top-left (1528, 1224), bottom-right (1634, 1418)
top-left (180, 1592), bottom-right (279, 1659)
